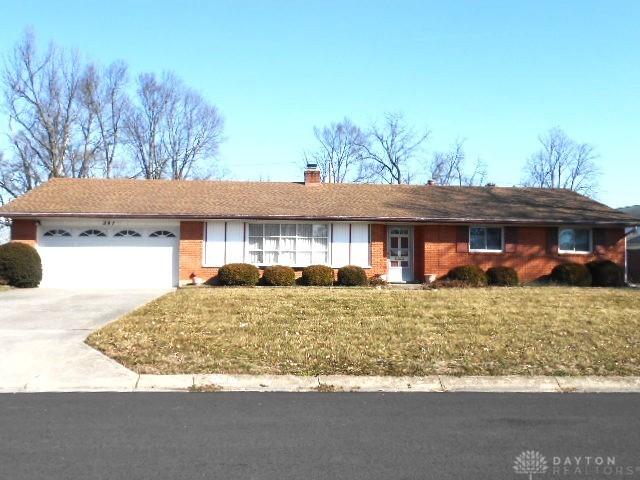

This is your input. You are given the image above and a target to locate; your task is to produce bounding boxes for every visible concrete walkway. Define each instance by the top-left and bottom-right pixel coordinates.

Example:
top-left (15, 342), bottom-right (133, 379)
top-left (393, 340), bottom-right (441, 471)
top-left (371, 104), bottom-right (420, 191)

top-left (0, 288), bottom-right (169, 392)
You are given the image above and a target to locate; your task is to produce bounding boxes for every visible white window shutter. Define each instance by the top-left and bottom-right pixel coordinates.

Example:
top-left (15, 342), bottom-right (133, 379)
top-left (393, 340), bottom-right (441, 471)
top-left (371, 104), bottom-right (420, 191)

top-left (204, 222), bottom-right (225, 266)
top-left (225, 222), bottom-right (245, 263)
top-left (350, 223), bottom-right (370, 267)
top-left (331, 223), bottom-right (350, 267)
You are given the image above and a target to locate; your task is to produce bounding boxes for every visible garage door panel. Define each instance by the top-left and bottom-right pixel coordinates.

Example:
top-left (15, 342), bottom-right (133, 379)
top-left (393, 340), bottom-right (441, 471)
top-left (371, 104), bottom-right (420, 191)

top-left (38, 225), bottom-right (178, 288)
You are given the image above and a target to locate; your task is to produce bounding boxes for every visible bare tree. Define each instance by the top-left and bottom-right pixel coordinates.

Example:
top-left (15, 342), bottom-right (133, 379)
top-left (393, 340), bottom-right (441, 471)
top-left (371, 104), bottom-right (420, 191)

top-left (303, 118), bottom-right (368, 183)
top-left (75, 64), bottom-right (100, 178)
top-left (0, 150), bottom-right (8, 239)
top-left (522, 127), bottom-right (599, 195)
top-left (78, 61), bottom-right (130, 178)
top-left (429, 140), bottom-right (488, 186)
top-left (1, 28), bottom-right (225, 218)
top-left (125, 72), bottom-right (224, 179)
top-left (3, 31), bottom-right (81, 180)
top-left (358, 112), bottom-right (428, 184)
top-left (124, 73), bottom-right (174, 179)
top-left (164, 85), bottom-right (224, 179)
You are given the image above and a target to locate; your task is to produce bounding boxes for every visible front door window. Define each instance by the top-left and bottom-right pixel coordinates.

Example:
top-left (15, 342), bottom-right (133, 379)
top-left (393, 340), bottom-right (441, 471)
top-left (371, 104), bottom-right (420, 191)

top-left (388, 227), bottom-right (412, 282)
top-left (389, 228), bottom-right (410, 267)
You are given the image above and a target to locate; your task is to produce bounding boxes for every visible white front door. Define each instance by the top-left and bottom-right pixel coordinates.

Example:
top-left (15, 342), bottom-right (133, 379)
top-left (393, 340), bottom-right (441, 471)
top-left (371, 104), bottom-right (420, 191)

top-left (387, 226), bottom-right (413, 283)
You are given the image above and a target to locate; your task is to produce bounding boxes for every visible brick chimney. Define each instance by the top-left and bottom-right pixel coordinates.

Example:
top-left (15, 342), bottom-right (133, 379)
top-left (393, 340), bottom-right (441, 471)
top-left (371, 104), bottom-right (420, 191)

top-left (304, 162), bottom-right (321, 185)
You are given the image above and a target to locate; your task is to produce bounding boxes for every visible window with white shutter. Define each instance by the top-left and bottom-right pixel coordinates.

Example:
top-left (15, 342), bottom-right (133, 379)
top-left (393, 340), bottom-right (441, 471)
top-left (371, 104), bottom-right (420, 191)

top-left (331, 223), bottom-right (350, 267)
top-left (204, 222), bottom-right (226, 266)
top-left (225, 222), bottom-right (245, 263)
top-left (349, 223), bottom-right (370, 267)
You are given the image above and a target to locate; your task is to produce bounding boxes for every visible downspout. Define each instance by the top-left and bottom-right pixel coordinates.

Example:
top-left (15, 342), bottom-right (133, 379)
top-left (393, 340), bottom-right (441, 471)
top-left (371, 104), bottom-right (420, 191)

top-left (625, 234), bottom-right (628, 285)
top-left (623, 226), bottom-right (638, 286)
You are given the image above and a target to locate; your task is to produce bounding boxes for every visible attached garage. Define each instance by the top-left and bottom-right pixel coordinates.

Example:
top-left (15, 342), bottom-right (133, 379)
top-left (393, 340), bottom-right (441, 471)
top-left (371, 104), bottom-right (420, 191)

top-left (37, 220), bottom-right (179, 288)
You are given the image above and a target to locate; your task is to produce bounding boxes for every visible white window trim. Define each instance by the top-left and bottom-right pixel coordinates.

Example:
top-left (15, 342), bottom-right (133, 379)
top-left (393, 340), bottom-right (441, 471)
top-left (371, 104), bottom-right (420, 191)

top-left (558, 227), bottom-right (593, 255)
top-left (244, 221), bottom-right (331, 268)
top-left (468, 225), bottom-right (505, 253)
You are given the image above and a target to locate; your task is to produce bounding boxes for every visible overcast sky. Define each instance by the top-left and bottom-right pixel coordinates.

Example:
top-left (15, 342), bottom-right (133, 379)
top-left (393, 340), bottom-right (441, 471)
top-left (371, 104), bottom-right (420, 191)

top-left (1, 0), bottom-right (639, 208)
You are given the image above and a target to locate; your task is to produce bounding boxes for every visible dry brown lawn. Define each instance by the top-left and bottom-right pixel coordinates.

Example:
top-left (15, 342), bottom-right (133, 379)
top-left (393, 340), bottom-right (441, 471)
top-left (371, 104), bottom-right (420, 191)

top-left (86, 286), bottom-right (640, 376)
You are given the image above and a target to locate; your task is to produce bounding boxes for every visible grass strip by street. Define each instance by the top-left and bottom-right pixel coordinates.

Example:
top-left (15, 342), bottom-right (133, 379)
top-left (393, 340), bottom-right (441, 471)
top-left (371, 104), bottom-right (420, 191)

top-left (86, 286), bottom-right (640, 376)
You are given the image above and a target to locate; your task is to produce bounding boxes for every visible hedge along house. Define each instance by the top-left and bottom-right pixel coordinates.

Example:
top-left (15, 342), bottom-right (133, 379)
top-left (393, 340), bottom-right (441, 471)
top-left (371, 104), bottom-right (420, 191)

top-left (0, 165), bottom-right (637, 288)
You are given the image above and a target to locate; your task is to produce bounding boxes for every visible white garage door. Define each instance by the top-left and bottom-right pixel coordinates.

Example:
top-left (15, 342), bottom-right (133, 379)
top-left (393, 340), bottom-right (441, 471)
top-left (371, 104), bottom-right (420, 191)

top-left (37, 222), bottom-right (179, 288)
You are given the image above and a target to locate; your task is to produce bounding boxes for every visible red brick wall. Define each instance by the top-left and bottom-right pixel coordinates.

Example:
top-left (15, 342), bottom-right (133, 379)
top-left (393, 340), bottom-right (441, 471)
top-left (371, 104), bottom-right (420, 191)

top-left (419, 225), bottom-right (626, 283)
top-left (179, 221), bottom-right (216, 282)
top-left (413, 225), bottom-right (425, 281)
top-left (370, 224), bottom-right (387, 277)
top-left (10, 219), bottom-right (37, 246)
top-left (629, 250), bottom-right (640, 283)
top-left (179, 221), bottom-right (388, 284)
top-left (180, 222), bottom-right (626, 284)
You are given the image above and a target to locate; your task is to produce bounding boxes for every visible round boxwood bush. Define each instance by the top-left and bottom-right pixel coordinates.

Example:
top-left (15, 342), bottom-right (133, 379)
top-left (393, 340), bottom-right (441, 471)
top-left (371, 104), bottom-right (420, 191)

top-left (369, 275), bottom-right (388, 287)
top-left (486, 266), bottom-right (519, 286)
top-left (550, 262), bottom-right (592, 287)
top-left (0, 242), bottom-right (42, 288)
top-left (337, 265), bottom-right (368, 286)
top-left (586, 260), bottom-right (624, 287)
top-left (446, 265), bottom-right (488, 287)
top-left (261, 265), bottom-right (296, 286)
top-left (217, 263), bottom-right (260, 286)
top-left (301, 265), bottom-right (334, 286)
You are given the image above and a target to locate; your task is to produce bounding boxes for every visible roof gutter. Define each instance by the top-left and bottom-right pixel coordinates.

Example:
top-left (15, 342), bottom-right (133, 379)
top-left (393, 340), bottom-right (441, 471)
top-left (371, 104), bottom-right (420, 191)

top-left (1, 211), bottom-right (637, 227)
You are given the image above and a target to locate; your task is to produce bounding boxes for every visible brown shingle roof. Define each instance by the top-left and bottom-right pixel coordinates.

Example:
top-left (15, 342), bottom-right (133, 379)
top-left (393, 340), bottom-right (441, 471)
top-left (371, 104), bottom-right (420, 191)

top-left (0, 178), bottom-right (635, 226)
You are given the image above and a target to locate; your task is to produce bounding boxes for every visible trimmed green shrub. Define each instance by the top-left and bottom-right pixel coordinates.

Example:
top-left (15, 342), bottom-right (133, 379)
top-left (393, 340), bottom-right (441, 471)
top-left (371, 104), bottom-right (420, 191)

top-left (446, 265), bottom-right (488, 287)
top-left (261, 265), bottom-right (296, 286)
top-left (0, 242), bottom-right (42, 288)
top-left (301, 265), bottom-right (334, 286)
top-left (550, 262), bottom-right (592, 287)
top-left (369, 274), bottom-right (388, 287)
top-left (586, 260), bottom-right (624, 287)
top-left (486, 266), bottom-right (519, 286)
top-left (217, 263), bottom-right (260, 286)
top-left (337, 265), bottom-right (368, 286)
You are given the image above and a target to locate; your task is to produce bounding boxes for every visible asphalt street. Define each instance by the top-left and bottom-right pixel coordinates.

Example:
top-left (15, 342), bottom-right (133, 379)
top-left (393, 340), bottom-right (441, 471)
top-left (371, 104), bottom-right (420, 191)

top-left (1, 393), bottom-right (639, 480)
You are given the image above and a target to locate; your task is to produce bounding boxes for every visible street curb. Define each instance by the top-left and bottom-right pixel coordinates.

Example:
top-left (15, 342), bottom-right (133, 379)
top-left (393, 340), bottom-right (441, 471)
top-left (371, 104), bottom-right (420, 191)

top-left (134, 374), bottom-right (640, 393)
top-left (7, 374), bottom-right (640, 393)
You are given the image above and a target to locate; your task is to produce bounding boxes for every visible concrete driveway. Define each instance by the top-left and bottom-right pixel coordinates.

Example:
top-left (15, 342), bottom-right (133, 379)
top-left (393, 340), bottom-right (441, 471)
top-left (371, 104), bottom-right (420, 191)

top-left (0, 288), bottom-right (169, 391)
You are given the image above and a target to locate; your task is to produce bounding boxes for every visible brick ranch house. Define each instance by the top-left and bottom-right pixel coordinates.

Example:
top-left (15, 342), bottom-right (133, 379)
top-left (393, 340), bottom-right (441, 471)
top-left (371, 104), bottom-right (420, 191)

top-left (0, 166), bottom-right (638, 288)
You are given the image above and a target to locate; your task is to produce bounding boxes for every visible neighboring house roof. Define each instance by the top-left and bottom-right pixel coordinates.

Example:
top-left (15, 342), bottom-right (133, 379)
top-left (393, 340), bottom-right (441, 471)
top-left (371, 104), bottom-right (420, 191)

top-left (620, 205), bottom-right (640, 220)
top-left (0, 178), bottom-right (636, 226)
top-left (618, 205), bottom-right (640, 249)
